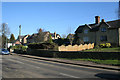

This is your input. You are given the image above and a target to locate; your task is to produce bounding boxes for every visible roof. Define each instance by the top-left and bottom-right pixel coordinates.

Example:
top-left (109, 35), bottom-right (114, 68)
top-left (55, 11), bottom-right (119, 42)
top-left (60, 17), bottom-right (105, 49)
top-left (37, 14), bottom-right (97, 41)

top-left (18, 35), bottom-right (24, 39)
top-left (27, 31), bottom-right (50, 39)
top-left (75, 19), bottom-right (120, 33)
top-left (50, 33), bottom-right (61, 37)
top-left (12, 40), bottom-right (20, 44)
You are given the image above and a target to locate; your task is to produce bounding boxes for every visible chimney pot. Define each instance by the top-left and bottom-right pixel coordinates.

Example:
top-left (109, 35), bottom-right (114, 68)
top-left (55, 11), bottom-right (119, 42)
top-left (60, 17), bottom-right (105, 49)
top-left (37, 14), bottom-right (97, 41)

top-left (101, 19), bottom-right (105, 22)
top-left (95, 16), bottom-right (100, 24)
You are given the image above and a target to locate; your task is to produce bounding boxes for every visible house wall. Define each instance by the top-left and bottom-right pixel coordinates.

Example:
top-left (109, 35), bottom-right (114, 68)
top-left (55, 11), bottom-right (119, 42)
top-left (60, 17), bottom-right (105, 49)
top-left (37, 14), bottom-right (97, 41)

top-left (77, 26), bottom-right (95, 43)
top-left (95, 23), bottom-right (118, 46)
top-left (22, 35), bottom-right (29, 44)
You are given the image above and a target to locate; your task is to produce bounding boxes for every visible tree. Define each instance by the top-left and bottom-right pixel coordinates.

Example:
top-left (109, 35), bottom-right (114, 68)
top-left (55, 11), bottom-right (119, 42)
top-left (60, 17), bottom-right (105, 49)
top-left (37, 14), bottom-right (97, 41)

top-left (48, 34), bottom-right (53, 43)
top-left (62, 34), bottom-right (66, 39)
top-left (10, 34), bottom-right (15, 42)
top-left (0, 23), bottom-right (10, 48)
top-left (2, 34), bottom-right (8, 48)
top-left (73, 33), bottom-right (84, 45)
top-left (67, 34), bottom-right (74, 45)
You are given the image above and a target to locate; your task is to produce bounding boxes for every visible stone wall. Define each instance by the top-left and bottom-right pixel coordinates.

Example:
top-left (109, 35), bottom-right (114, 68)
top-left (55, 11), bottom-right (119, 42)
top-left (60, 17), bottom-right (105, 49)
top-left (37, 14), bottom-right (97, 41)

top-left (58, 43), bottom-right (94, 51)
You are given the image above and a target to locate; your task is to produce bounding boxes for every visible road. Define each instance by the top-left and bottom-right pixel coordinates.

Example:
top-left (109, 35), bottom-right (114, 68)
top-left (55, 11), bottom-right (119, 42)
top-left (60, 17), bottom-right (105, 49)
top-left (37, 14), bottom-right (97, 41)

top-left (2, 55), bottom-right (120, 79)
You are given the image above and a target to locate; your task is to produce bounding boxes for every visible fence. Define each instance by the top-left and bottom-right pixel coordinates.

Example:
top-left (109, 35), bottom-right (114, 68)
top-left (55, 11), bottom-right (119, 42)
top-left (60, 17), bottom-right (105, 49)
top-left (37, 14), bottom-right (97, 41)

top-left (58, 43), bottom-right (94, 51)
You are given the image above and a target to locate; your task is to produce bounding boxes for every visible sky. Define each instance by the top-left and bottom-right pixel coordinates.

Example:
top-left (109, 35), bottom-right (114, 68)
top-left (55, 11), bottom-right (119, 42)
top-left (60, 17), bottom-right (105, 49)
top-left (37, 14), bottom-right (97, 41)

top-left (1, 0), bottom-right (118, 2)
top-left (2, 2), bottom-right (119, 39)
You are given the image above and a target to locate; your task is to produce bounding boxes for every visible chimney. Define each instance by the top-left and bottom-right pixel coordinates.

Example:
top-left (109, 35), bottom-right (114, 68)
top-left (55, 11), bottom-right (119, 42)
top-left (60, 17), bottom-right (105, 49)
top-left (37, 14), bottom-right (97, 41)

top-left (95, 16), bottom-right (100, 24)
top-left (39, 28), bottom-right (42, 33)
top-left (19, 25), bottom-right (21, 37)
top-left (101, 19), bottom-right (105, 22)
top-left (54, 32), bottom-right (56, 39)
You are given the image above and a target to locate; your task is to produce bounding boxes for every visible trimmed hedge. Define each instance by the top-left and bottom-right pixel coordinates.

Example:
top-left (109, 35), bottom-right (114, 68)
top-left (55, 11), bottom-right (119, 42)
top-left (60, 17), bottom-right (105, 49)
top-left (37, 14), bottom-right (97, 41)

top-left (28, 43), bottom-right (58, 50)
top-left (27, 48), bottom-right (120, 60)
top-left (14, 49), bottom-right (27, 54)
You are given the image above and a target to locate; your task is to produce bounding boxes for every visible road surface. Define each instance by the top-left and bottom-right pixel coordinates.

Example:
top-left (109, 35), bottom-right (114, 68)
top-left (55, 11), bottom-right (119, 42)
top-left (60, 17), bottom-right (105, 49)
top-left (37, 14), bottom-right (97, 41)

top-left (2, 55), bottom-right (120, 79)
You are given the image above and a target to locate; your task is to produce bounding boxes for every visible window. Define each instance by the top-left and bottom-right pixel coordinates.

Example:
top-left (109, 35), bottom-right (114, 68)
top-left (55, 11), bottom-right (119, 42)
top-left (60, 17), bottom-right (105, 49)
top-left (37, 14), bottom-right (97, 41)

top-left (83, 37), bottom-right (89, 42)
top-left (84, 29), bottom-right (88, 34)
top-left (101, 27), bottom-right (106, 32)
top-left (100, 36), bottom-right (107, 41)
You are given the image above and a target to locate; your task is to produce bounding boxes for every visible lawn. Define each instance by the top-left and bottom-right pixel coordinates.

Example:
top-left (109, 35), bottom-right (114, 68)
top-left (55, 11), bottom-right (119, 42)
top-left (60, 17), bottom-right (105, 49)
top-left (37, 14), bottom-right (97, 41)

top-left (84, 47), bottom-right (120, 52)
top-left (59, 58), bottom-right (119, 66)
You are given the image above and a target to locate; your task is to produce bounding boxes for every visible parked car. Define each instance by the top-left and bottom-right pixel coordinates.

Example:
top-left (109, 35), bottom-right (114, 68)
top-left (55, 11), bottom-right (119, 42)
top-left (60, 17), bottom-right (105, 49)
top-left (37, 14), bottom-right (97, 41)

top-left (0, 48), bottom-right (10, 55)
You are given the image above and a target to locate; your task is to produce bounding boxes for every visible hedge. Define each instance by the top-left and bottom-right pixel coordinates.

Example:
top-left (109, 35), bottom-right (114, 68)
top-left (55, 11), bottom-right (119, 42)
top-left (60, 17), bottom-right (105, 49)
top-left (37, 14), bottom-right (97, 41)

top-left (27, 48), bottom-right (120, 60)
top-left (28, 43), bottom-right (58, 50)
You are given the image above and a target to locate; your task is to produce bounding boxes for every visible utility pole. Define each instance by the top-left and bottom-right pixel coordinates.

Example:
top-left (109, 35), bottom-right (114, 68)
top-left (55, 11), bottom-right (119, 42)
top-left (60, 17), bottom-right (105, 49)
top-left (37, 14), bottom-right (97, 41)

top-left (19, 25), bottom-right (21, 42)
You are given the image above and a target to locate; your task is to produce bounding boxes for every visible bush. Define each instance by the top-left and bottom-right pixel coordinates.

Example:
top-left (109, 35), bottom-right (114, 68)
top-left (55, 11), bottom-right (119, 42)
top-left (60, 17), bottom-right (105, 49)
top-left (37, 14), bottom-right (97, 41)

top-left (99, 43), bottom-right (106, 48)
top-left (99, 43), bottom-right (111, 48)
top-left (95, 45), bottom-right (100, 49)
top-left (106, 43), bottom-right (111, 48)
top-left (22, 46), bottom-right (28, 51)
top-left (14, 45), bottom-right (23, 49)
top-left (28, 42), bottom-right (58, 50)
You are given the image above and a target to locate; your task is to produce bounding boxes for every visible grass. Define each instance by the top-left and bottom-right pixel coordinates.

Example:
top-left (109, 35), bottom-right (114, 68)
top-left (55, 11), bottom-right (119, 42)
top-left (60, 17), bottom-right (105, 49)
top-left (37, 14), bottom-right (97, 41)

top-left (58, 58), bottom-right (119, 66)
top-left (84, 47), bottom-right (120, 52)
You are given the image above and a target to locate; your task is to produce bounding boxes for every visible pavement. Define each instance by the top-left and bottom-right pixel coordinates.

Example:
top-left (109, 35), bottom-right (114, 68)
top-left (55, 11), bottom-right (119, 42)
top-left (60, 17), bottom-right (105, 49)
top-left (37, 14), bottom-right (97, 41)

top-left (11, 53), bottom-right (120, 71)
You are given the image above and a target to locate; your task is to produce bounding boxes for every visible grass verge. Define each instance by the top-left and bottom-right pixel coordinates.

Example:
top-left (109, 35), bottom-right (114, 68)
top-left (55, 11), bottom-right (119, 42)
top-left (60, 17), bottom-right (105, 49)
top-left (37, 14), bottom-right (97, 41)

top-left (84, 47), bottom-right (120, 52)
top-left (58, 58), bottom-right (119, 66)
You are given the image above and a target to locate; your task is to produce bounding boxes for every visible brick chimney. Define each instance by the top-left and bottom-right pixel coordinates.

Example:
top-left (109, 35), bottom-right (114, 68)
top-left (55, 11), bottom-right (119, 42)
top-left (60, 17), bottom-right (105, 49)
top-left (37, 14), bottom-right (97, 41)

top-left (95, 16), bottom-right (100, 24)
top-left (101, 19), bottom-right (105, 22)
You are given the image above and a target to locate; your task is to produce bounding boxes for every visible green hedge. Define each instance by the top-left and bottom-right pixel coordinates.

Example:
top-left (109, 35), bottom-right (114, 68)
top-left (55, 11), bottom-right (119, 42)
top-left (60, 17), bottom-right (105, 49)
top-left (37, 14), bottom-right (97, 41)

top-left (28, 43), bottom-right (58, 50)
top-left (27, 48), bottom-right (120, 60)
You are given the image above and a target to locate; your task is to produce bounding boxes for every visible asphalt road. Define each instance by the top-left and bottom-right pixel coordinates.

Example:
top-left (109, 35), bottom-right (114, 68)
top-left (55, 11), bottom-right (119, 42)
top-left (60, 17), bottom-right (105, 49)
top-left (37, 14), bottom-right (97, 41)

top-left (2, 55), bottom-right (120, 79)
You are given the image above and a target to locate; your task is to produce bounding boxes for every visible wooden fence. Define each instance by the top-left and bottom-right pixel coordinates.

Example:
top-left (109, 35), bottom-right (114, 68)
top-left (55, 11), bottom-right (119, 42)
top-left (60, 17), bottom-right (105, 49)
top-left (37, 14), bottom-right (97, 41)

top-left (58, 43), bottom-right (94, 51)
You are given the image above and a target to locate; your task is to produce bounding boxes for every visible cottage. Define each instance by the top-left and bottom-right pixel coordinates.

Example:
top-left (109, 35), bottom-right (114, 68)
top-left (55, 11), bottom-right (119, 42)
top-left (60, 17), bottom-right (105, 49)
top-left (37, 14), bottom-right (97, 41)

top-left (50, 32), bottom-right (61, 40)
top-left (75, 16), bottom-right (120, 46)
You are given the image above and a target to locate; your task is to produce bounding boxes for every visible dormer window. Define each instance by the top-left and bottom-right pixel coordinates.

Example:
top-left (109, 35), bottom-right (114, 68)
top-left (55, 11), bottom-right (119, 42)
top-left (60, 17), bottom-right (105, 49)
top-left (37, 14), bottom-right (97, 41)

top-left (84, 29), bottom-right (88, 34)
top-left (101, 27), bottom-right (106, 32)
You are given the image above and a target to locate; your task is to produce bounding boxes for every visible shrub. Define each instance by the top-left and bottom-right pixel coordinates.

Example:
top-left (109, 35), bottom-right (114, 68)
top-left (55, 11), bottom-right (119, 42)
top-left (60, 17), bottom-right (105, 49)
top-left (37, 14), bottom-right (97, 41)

top-left (99, 43), bottom-right (106, 48)
top-left (22, 46), bottom-right (28, 51)
top-left (106, 43), bottom-right (111, 48)
top-left (99, 43), bottom-right (111, 48)
top-left (28, 42), bottom-right (58, 50)
top-left (14, 45), bottom-right (23, 49)
top-left (95, 45), bottom-right (100, 49)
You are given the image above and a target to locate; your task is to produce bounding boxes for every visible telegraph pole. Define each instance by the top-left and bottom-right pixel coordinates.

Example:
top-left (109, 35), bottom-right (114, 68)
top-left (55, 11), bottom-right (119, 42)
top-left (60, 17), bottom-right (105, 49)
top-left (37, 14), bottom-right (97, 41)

top-left (19, 25), bottom-right (21, 42)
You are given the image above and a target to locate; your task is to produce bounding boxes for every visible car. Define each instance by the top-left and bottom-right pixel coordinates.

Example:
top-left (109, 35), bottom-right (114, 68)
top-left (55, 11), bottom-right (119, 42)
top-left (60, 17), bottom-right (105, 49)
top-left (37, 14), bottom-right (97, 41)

top-left (0, 48), bottom-right (10, 55)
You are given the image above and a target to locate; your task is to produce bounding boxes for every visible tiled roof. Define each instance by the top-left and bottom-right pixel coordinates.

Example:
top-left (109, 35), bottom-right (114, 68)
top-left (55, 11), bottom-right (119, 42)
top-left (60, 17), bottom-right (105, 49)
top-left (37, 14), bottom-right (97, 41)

top-left (75, 19), bottom-right (120, 33)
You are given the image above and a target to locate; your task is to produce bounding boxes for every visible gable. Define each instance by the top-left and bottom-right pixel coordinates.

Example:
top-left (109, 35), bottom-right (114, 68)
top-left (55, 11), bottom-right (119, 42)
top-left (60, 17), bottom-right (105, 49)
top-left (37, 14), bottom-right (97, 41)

top-left (75, 25), bottom-right (91, 33)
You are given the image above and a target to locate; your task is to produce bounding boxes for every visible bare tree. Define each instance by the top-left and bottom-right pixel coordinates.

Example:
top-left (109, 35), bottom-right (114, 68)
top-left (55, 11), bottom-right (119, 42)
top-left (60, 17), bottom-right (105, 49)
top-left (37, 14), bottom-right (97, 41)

top-left (62, 34), bottom-right (66, 39)
top-left (1, 23), bottom-right (10, 48)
